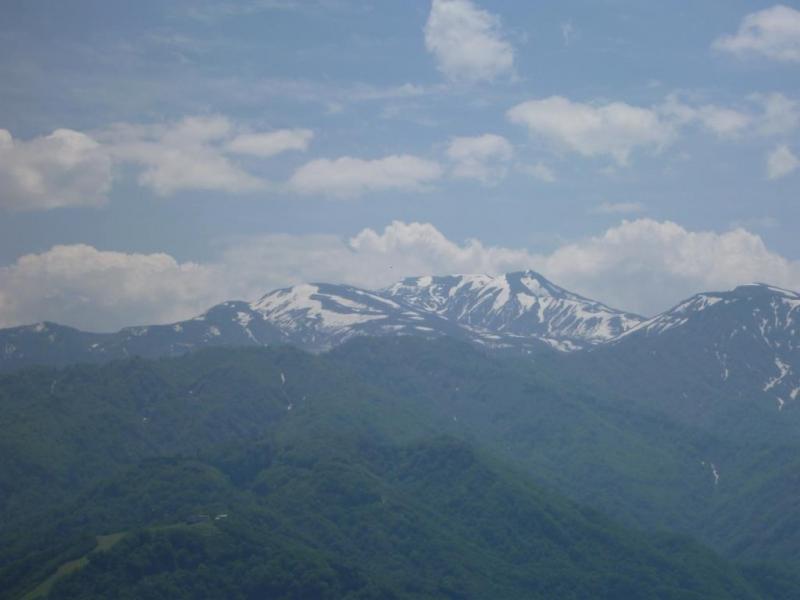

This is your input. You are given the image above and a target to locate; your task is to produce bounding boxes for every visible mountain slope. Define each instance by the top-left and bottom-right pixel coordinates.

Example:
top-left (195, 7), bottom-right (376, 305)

top-left (248, 282), bottom-right (475, 351)
top-left (613, 284), bottom-right (800, 414)
top-left (3, 341), bottom-right (800, 596)
top-left (566, 283), bottom-right (800, 444)
top-left (3, 337), bottom-right (796, 566)
top-left (0, 270), bottom-right (646, 372)
top-left (0, 354), bottom-right (776, 599)
top-left (384, 270), bottom-right (643, 350)
top-left (0, 284), bottom-right (476, 371)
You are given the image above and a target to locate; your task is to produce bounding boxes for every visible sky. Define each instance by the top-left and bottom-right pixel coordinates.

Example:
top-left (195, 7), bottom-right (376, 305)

top-left (1, 0), bottom-right (800, 331)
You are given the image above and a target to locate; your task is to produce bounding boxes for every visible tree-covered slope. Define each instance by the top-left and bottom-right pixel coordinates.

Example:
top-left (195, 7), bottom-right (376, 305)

top-left (1, 341), bottom-right (799, 598)
top-left (2, 434), bottom-right (780, 600)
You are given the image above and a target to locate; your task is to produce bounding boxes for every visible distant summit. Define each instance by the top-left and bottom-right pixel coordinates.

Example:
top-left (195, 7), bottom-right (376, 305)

top-left (383, 270), bottom-right (643, 351)
top-left (609, 282), bottom-right (800, 413)
top-left (0, 274), bottom-right (797, 415)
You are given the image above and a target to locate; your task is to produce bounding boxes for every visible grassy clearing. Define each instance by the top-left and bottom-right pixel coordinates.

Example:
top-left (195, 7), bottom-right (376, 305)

top-left (21, 533), bottom-right (126, 600)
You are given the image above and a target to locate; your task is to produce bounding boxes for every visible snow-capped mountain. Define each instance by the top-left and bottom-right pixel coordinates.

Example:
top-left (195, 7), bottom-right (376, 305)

top-left (247, 282), bottom-right (473, 350)
top-left (0, 271), bottom-right (638, 370)
top-left (609, 284), bottom-right (800, 410)
top-left (0, 283), bottom-right (475, 370)
top-left (1, 274), bottom-right (798, 395)
top-left (384, 271), bottom-right (643, 351)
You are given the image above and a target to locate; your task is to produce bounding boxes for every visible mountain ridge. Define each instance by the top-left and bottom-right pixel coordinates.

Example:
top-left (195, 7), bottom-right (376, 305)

top-left (0, 273), bottom-right (797, 392)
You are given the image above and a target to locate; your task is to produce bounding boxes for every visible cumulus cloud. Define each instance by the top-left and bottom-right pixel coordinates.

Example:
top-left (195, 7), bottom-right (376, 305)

top-left (0, 128), bottom-right (112, 211)
top-left (4, 220), bottom-right (800, 330)
top-left (424, 0), bottom-right (514, 83)
top-left (508, 92), bottom-right (800, 166)
top-left (536, 219), bottom-right (800, 315)
top-left (446, 134), bottom-right (513, 183)
top-left (0, 118), bottom-right (316, 206)
top-left (507, 96), bottom-right (675, 165)
top-left (766, 144), bottom-right (800, 180)
top-left (287, 155), bottom-right (443, 196)
top-left (102, 116), bottom-right (268, 195)
top-left (714, 5), bottom-right (800, 62)
top-left (0, 222), bottom-right (527, 330)
top-left (0, 245), bottom-right (218, 331)
top-left (226, 128), bottom-right (313, 157)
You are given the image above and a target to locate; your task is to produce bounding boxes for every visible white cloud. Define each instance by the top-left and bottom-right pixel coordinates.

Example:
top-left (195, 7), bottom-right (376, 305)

top-left (753, 92), bottom-right (800, 136)
top-left (524, 162), bottom-right (556, 183)
top-left (4, 220), bottom-right (800, 330)
top-left (102, 116), bottom-right (265, 195)
top-left (661, 92), bottom-right (800, 139)
top-left (424, 0), bottom-right (514, 83)
top-left (591, 202), bottom-right (645, 215)
top-left (0, 245), bottom-right (217, 331)
top-left (536, 219), bottom-right (800, 315)
top-left (0, 128), bottom-right (112, 211)
top-left (508, 93), bottom-right (800, 167)
top-left (226, 128), bottom-right (313, 157)
top-left (507, 96), bottom-right (675, 165)
top-left (767, 144), bottom-right (800, 180)
top-left (446, 134), bottom-right (513, 183)
top-left (0, 222), bottom-right (528, 330)
top-left (697, 107), bottom-right (752, 136)
top-left (287, 155), bottom-right (443, 197)
top-left (714, 5), bottom-right (800, 62)
top-left (659, 95), bottom-right (752, 138)
top-left (0, 118), bottom-right (316, 206)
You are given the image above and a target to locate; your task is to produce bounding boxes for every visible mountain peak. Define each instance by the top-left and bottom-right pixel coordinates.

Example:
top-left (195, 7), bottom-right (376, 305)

top-left (383, 271), bottom-right (642, 349)
top-left (730, 283), bottom-right (800, 300)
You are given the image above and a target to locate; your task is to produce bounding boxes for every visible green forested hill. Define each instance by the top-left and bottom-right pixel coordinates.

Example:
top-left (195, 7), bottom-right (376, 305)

top-left (1, 434), bottom-right (781, 600)
top-left (1, 340), bottom-right (799, 598)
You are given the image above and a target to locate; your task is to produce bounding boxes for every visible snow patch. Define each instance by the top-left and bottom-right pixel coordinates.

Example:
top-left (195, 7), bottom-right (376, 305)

top-left (764, 356), bottom-right (790, 391)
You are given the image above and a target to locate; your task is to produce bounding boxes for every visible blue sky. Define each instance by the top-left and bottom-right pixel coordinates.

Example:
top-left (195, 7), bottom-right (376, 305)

top-left (1, 0), bottom-right (800, 330)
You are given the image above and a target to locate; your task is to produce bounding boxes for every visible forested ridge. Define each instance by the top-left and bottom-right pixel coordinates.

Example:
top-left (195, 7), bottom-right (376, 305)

top-left (1, 340), bottom-right (799, 598)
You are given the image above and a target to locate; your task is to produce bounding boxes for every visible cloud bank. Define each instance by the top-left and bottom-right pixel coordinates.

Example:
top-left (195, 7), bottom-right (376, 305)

top-left (3, 220), bottom-right (800, 330)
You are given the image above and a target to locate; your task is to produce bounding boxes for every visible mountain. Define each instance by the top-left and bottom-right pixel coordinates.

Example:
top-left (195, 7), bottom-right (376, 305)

top-left (0, 344), bottom-right (789, 599)
top-left (384, 270), bottom-right (644, 350)
top-left (4, 335), bottom-right (799, 567)
top-left (0, 271), bottom-right (640, 371)
top-left (564, 283), bottom-right (800, 441)
top-left (247, 282), bottom-right (476, 350)
top-left (3, 280), bottom-right (800, 596)
top-left (1, 274), bottom-right (797, 437)
top-left (0, 285), bottom-right (468, 371)
top-left (613, 283), bottom-right (800, 413)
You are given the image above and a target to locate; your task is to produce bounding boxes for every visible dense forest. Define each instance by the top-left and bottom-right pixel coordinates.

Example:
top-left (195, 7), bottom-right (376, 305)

top-left (1, 339), bottom-right (800, 598)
